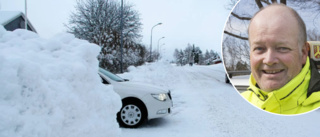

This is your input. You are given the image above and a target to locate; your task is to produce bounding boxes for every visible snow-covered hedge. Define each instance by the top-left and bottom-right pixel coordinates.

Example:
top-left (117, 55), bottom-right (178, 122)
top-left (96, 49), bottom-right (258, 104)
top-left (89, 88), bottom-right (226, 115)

top-left (0, 26), bottom-right (121, 137)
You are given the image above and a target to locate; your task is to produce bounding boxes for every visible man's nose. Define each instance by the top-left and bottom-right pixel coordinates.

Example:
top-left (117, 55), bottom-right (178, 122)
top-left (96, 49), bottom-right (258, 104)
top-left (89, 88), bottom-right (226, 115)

top-left (263, 50), bottom-right (278, 66)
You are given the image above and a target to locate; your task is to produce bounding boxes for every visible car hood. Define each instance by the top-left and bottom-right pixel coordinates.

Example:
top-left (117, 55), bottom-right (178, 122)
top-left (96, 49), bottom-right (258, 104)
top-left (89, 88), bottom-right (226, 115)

top-left (112, 81), bottom-right (168, 95)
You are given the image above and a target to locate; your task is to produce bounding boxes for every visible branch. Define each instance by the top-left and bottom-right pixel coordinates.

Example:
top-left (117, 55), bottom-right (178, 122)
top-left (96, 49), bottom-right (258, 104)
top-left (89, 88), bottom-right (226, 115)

top-left (231, 12), bottom-right (252, 20)
top-left (255, 0), bottom-right (264, 9)
top-left (280, 0), bottom-right (286, 5)
top-left (261, 0), bottom-right (271, 5)
top-left (224, 31), bottom-right (248, 40)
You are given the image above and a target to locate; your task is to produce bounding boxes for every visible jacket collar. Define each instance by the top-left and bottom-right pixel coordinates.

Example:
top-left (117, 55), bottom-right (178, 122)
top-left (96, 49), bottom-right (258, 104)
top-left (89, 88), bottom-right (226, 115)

top-left (307, 58), bottom-right (320, 97)
top-left (247, 58), bottom-right (311, 112)
top-left (303, 58), bottom-right (320, 106)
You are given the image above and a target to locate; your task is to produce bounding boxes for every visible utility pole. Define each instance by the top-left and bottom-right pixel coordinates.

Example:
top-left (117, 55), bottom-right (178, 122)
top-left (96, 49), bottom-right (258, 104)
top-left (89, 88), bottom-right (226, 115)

top-left (157, 36), bottom-right (165, 61)
top-left (120, 0), bottom-right (124, 73)
top-left (149, 23), bottom-right (162, 62)
top-left (25, 0), bottom-right (28, 30)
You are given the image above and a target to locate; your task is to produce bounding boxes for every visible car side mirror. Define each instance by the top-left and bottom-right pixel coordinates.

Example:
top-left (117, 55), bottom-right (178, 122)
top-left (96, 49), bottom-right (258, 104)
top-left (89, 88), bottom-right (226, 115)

top-left (124, 79), bottom-right (129, 81)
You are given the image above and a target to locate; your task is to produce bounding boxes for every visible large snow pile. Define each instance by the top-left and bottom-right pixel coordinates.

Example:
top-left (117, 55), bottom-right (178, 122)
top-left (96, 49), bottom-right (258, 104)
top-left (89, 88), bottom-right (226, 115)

top-left (0, 26), bottom-right (121, 137)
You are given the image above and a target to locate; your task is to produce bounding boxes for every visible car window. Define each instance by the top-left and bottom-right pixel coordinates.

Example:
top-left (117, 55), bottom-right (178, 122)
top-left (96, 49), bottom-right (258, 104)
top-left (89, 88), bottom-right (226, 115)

top-left (99, 68), bottom-right (124, 82)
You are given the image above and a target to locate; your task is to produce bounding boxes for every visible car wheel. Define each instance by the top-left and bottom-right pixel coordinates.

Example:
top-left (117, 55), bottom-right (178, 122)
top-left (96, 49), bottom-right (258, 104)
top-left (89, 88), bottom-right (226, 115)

top-left (117, 101), bottom-right (146, 128)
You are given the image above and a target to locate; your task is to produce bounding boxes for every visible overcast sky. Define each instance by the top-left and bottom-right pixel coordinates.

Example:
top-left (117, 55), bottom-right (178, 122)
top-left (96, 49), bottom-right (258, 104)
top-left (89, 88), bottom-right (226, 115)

top-left (0, 0), bottom-right (232, 60)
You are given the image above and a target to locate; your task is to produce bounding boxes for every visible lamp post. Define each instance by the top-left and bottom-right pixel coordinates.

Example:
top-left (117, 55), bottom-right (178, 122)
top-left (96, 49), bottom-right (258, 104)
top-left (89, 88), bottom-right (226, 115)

top-left (160, 43), bottom-right (165, 59)
top-left (157, 37), bottom-right (165, 61)
top-left (157, 37), bottom-right (165, 54)
top-left (160, 43), bottom-right (165, 51)
top-left (25, 0), bottom-right (28, 30)
top-left (120, 0), bottom-right (124, 73)
top-left (149, 22), bottom-right (162, 62)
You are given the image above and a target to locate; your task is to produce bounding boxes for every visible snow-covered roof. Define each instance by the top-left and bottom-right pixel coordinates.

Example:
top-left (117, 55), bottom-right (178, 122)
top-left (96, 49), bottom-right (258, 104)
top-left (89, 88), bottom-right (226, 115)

top-left (0, 11), bottom-right (37, 32)
top-left (0, 11), bottom-right (22, 25)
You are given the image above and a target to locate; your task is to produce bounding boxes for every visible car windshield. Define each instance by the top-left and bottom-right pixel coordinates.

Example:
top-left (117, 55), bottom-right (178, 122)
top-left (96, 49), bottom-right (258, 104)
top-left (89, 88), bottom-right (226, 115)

top-left (99, 68), bottom-right (124, 82)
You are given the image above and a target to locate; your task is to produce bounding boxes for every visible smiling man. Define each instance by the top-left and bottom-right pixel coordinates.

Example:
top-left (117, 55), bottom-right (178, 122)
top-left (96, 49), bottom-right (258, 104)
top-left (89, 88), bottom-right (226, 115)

top-left (241, 4), bottom-right (320, 114)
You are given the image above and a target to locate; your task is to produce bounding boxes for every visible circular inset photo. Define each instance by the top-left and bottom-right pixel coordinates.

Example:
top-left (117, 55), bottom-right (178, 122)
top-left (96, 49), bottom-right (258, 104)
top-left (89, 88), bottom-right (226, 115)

top-left (222, 0), bottom-right (320, 115)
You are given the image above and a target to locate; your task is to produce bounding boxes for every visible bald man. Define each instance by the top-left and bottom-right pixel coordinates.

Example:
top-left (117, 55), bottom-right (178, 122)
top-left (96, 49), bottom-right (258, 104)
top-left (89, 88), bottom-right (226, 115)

top-left (241, 4), bottom-right (320, 115)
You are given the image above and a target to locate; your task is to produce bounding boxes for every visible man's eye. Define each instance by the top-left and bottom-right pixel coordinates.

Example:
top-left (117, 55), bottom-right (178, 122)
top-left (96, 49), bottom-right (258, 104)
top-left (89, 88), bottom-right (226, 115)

top-left (256, 47), bottom-right (264, 50)
top-left (253, 47), bottom-right (265, 52)
top-left (278, 47), bottom-right (290, 52)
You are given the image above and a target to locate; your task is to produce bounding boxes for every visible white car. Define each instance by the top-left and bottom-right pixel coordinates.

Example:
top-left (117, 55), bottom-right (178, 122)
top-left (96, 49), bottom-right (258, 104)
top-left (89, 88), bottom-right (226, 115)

top-left (98, 68), bottom-right (173, 128)
top-left (230, 75), bottom-right (250, 93)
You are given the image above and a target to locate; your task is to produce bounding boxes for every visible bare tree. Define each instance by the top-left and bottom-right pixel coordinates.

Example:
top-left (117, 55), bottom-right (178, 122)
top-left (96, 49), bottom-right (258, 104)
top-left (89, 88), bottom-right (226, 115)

top-left (225, 0), bottom-right (239, 10)
top-left (66, 0), bottom-right (144, 73)
top-left (308, 29), bottom-right (320, 41)
top-left (225, 0), bottom-right (320, 40)
top-left (224, 0), bottom-right (288, 40)
top-left (223, 36), bottom-right (250, 71)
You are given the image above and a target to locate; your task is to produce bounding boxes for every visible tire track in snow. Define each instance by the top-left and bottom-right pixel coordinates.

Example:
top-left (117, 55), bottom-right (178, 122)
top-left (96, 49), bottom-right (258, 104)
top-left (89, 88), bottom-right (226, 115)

top-left (169, 64), bottom-right (230, 136)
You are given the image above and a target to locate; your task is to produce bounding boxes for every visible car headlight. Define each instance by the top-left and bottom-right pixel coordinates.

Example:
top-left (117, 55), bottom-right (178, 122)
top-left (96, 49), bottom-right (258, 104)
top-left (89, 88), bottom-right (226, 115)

top-left (152, 93), bottom-right (167, 101)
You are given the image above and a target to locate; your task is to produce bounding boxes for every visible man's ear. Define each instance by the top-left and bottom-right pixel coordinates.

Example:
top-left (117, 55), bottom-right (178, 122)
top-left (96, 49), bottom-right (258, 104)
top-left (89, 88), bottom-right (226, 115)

top-left (301, 42), bottom-right (309, 64)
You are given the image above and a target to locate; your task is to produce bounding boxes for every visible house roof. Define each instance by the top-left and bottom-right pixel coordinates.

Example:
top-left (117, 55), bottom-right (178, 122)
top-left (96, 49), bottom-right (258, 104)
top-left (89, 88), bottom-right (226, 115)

top-left (0, 11), bottom-right (22, 26)
top-left (0, 11), bottom-right (37, 32)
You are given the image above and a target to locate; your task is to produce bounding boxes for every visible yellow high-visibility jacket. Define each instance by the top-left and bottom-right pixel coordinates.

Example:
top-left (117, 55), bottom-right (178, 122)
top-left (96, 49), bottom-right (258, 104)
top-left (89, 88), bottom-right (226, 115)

top-left (241, 57), bottom-right (320, 115)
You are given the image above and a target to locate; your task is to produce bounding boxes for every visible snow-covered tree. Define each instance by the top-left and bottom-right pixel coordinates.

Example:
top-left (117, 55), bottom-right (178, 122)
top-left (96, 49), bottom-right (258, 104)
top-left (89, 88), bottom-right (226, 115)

top-left (193, 46), bottom-right (202, 64)
top-left (66, 0), bottom-right (144, 73)
top-left (173, 49), bottom-right (180, 61)
top-left (174, 44), bottom-right (218, 66)
top-left (201, 49), bottom-right (220, 65)
top-left (173, 49), bottom-right (185, 66)
top-left (183, 44), bottom-right (194, 65)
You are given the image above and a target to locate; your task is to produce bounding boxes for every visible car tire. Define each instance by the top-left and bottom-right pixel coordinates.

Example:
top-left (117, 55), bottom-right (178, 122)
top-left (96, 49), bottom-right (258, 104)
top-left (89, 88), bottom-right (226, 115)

top-left (117, 100), bottom-right (146, 128)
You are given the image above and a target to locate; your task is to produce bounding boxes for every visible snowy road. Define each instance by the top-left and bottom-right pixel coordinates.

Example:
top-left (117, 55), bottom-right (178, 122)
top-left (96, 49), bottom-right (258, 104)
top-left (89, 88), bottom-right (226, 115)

top-left (120, 62), bottom-right (320, 137)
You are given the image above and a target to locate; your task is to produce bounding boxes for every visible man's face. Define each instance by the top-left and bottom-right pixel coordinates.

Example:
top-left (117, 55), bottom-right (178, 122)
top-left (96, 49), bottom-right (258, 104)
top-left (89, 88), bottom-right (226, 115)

top-left (249, 6), bottom-right (307, 92)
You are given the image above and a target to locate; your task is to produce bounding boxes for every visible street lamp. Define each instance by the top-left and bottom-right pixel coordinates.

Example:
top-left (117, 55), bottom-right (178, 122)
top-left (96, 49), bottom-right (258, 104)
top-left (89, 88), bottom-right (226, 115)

top-left (25, 0), bottom-right (28, 30)
top-left (157, 37), bottom-right (165, 60)
top-left (160, 43), bottom-right (165, 51)
top-left (120, 0), bottom-right (124, 73)
top-left (149, 22), bottom-right (162, 62)
top-left (160, 43), bottom-right (165, 59)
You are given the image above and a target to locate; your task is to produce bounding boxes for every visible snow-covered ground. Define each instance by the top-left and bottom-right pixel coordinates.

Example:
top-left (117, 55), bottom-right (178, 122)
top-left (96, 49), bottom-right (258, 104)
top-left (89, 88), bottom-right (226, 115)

top-left (120, 62), bottom-right (320, 137)
top-left (0, 27), bottom-right (121, 137)
top-left (1, 27), bottom-right (320, 137)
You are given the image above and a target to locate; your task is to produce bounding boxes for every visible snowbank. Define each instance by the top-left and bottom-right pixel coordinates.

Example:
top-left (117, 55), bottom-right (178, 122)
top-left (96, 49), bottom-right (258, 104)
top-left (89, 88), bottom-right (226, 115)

top-left (0, 26), bottom-right (121, 137)
top-left (122, 61), bottom-right (178, 88)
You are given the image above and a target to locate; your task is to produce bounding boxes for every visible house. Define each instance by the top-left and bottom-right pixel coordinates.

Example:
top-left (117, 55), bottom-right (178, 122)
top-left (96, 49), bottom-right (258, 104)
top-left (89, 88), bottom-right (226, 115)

top-left (0, 11), bottom-right (37, 33)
